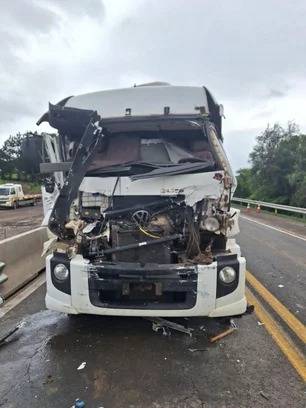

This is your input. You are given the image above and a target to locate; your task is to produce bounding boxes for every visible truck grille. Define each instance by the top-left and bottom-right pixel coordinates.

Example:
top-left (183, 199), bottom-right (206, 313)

top-left (88, 262), bottom-right (197, 310)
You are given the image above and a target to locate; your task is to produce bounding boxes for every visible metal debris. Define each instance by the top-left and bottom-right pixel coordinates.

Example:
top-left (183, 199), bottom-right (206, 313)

top-left (145, 317), bottom-right (193, 337)
top-left (0, 321), bottom-right (25, 347)
top-left (259, 391), bottom-right (270, 401)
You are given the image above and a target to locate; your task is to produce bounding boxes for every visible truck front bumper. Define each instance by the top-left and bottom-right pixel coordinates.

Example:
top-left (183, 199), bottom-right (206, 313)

top-left (46, 253), bottom-right (247, 317)
top-left (0, 202), bottom-right (12, 208)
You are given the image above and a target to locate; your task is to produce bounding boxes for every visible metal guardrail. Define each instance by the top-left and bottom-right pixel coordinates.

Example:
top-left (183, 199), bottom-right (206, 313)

top-left (232, 197), bottom-right (306, 216)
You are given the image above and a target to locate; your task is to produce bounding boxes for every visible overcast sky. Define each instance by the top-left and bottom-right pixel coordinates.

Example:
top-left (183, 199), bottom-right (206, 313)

top-left (1, 0), bottom-right (306, 171)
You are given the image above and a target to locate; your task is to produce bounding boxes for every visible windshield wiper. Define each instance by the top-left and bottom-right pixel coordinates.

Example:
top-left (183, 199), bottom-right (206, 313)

top-left (130, 161), bottom-right (213, 180)
top-left (87, 162), bottom-right (173, 177)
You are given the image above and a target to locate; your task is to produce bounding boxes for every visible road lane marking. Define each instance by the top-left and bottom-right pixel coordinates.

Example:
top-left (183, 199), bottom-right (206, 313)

top-left (246, 288), bottom-right (306, 382)
top-left (246, 271), bottom-right (306, 344)
top-left (240, 215), bottom-right (306, 242)
top-left (0, 273), bottom-right (46, 318)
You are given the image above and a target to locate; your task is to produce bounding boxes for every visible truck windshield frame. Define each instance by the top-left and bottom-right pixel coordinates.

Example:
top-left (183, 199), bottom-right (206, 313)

top-left (87, 133), bottom-right (217, 178)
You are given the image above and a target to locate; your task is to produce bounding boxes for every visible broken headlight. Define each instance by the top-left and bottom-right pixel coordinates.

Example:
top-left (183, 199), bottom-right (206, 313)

top-left (203, 216), bottom-right (220, 232)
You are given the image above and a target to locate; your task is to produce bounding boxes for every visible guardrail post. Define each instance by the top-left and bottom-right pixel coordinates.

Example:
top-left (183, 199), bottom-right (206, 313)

top-left (256, 204), bottom-right (261, 213)
top-left (246, 203), bottom-right (251, 213)
top-left (274, 208), bottom-right (278, 215)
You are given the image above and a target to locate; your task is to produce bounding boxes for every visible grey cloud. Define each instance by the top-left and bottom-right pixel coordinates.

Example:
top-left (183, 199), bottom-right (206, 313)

top-left (252, 109), bottom-right (274, 120)
top-left (0, 0), bottom-right (306, 171)
top-left (108, 0), bottom-right (306, 98)
top-left (0, 0), bottom-right (105, 70)
top-left (3, 1), bottom-right (59, 34)
top-left (223, 128), bottom-right (258, 172)
top-left (47, 0), bottom-right (105, 19)
top-left (267, 89), bottom-right (286, 98)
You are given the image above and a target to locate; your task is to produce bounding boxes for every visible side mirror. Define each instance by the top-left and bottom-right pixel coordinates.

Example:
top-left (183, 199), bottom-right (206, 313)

top-left (21, 134), bottom-right (43, 174)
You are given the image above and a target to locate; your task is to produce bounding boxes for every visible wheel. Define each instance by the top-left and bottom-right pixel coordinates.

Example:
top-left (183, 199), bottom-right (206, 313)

top-left (12, 201), bottom-right (18, 210)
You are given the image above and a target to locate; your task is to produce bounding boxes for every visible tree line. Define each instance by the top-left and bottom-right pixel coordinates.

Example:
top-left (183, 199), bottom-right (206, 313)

top-left (0, 132), bottom-right (43, 181)
top-left (235, 122), bottom-right (306, 207)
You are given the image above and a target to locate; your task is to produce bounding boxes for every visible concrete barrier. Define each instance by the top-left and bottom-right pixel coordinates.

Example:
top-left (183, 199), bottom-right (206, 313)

top-left (0, 227), bottom-right (48, 299)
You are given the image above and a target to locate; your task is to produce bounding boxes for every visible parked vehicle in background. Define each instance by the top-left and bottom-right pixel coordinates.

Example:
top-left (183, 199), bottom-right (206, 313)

top-left (0, 183), bottom-right (40, 209)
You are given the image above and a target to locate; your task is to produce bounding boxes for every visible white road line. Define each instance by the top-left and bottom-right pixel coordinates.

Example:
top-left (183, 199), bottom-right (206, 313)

top-left (240, 215), bottom-right (306, 242)
top-left (0, 273), bottom-right (46, 318)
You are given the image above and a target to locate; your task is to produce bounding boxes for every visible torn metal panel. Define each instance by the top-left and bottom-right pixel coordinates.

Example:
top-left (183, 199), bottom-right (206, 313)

top-left (145, 317), bottom-right (193, 337)
top-left (48, 112), bottom-right (104, 239)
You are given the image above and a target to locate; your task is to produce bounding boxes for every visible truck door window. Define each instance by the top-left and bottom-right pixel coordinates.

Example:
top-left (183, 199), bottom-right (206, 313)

top-left (10, 188), bottom-right (15, 194)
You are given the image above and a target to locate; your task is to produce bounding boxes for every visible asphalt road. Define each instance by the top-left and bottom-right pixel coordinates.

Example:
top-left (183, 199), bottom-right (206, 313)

top-left (0, 211), bottom-right (305, 408)
top-left (0, 203), bottom-right (43, 240)
top-left (237, 213), bottom-right (306, 325)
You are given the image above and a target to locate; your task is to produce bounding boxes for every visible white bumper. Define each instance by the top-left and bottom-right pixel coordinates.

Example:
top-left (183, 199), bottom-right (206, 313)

top-left (46, 254), bottom-right (247, 318)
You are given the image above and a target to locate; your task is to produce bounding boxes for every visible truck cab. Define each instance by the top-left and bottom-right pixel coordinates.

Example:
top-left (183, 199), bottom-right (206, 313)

top-left (37, 83), bottom-right (247, 318)
top-left (0, 183), bottom-right (24, 209)
top-left (0, 183), bottom-right (38, 209)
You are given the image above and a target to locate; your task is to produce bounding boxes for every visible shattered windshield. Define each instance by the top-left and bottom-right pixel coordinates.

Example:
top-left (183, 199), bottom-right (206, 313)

top-left (0, 188), bottom-right (10, 195)
top-left (87, 133), bottom-right (216, 177)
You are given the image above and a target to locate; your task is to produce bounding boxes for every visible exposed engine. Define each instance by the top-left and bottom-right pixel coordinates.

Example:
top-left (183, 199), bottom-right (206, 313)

top-left (63, 187), bottom-right (234, 266)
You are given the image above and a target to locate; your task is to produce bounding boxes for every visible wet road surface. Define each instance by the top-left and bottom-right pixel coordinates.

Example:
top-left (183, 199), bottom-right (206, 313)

top-left (0, 203), bottom-right (43, 240)
top-left (0, 211), bottom-right (305, 407)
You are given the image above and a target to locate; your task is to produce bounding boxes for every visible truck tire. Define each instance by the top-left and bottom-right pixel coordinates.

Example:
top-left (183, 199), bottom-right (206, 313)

top-left (13, 201), bottom-right (18, 210)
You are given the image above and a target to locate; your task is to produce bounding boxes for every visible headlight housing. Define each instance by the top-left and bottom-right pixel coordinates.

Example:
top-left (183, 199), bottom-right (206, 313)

top-left (219, 266), bottom-right (236, 284)
top-left (53, 263), bottom-right (69, 281)
top-left (204, 216), bottom-right (220, 232)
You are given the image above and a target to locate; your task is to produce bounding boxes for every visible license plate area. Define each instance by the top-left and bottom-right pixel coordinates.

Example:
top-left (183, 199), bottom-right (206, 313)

top-left (88, 263), bottom-right (198, 310)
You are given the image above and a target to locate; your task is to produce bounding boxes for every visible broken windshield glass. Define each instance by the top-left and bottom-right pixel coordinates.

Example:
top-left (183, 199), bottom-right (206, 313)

top-left (87, 133), bottom-right (215, 177)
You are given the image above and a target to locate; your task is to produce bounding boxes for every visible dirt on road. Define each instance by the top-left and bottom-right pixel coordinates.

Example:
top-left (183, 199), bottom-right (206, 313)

top-left (0, 203), bottom-right (44, 240)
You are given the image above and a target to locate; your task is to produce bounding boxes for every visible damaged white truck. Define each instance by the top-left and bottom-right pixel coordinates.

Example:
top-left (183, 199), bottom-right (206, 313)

top-left (37, 83), bottom-right (247, 318)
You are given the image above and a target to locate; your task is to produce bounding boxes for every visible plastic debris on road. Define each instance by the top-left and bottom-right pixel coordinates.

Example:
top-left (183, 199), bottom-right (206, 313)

top-left (77, 362), bottom-right (86, 370)
top-left (73, 399), bottom-right (86, 407)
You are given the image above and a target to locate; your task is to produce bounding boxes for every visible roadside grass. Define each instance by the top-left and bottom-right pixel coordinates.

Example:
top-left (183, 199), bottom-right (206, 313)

top-left (234, 203), bottom-right (306, 225)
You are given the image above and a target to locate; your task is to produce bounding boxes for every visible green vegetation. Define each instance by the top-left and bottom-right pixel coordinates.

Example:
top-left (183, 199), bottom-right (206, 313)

top-left (235, 122), bottom-right (306, 207)
top-left (0, 178), bottom-right (41, 194)
top-left (0, 131), bottom-right (44, 180)
top-left (0, 131), bottom-right (45, 194)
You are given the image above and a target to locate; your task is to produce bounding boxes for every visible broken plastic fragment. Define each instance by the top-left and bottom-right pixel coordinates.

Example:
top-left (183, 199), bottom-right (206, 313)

top-left (74, 399), bottom-right (86, 408)
top-left (77, 362), bottom-right (86, 370)
top-left (82, 222), bottom-right (98, 234)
